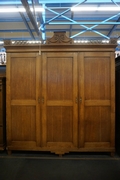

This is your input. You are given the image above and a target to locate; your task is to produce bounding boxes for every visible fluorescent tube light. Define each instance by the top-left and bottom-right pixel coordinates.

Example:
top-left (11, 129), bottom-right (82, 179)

top-left (0, 41), bottom-right (3, 44)
top-left (71, 7), bottom-right (120, 11)
top-left (0, 7), bottom-right (44, 13)
top-left (34, 7), bottom-right (44, 12)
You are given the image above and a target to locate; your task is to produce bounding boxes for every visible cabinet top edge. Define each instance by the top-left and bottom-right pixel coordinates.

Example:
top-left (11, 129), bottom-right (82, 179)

top-left (4, 41), bottom-right (117, 47)
top-left (4, 44), bottom-right (117, 53)
top-left (3, 31), bottom-right (118, 51)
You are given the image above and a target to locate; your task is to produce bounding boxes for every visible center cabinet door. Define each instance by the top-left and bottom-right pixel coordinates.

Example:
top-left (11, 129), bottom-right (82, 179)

top-left (41, 52), bottom-right (78, 153)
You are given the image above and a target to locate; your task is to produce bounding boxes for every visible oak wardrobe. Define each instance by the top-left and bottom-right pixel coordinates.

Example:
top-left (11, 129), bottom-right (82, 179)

top-left (4, 32), bottom-right (116, 155)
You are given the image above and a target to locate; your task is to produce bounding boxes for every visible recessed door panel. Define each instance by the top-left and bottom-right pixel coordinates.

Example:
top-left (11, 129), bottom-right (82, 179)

top-left (42, 52), bottom-right (78, 150)
top-left (78, 52), bottom-right (115, 149)
top-left (7, 53), bottom-right (41, 147)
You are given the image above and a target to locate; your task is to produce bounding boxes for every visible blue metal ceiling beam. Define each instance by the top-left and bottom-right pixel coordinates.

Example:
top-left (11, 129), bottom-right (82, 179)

top-left (0, 29), bottom-right (35, 32)
top-left (38, 0), bottom-right (120, 2)
top-left (1, 0), bottom-right (120, 41)
top-left (107, 16), bottom-right (120, 37)
top-left (71, 12), bottom-right (120, 39)
top-left (42, 1), bottom-right (113, 39)
top-left (72, 28), bottom-right (110, 39)
top-left (49, 22), bottom-right (120, 25)
top-left (44, 7), bottom-right (72, 22)
top-left (41, 4), bottom-right (46, 40)
top-left (40, 1), bottom-right (86, 37)
top-left (0, 16), bottom-right (119, 22)
top-left (1, 0), bottom-right (120, 4)
top-left (69, 0), bottom-right (120, 39)
top-left (69, 12), bottom-right (74, 37)
top-left (0, 0), bottom-right (120, 7)
top-left (42, 0), bottom-right (87, 36)
top-left (111, 0), bottom-right (119, 6)
top-left (1, 28), bottom-right (120, 33)
top-left (19, 12), bottom-right (35, 40)
top-left (107, 0), bottom-right (120, 37)
top-left (20, 0), bottom-right (41, 39)
top-left (43, 0), bottom-right (87, 26)
top-left (34, 0), bottom-right (45, 40)
top-left (45, 8), bottom-right (109, 39)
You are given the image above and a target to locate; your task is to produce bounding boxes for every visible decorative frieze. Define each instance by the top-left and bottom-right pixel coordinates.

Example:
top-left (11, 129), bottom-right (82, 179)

top-left (46, 31), bottom-right (73, 44)
top-left (3, 32), bottom-right (118, 46)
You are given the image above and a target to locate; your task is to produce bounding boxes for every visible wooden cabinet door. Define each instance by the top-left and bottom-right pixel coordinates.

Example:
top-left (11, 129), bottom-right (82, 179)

top-left (7, 53), bottom-right (41, 149)
top-left (41, 52), bottom-right (78, 154)
top-left (0, 79), bottom-right (3, 147)
top-left (0, 78), bottom-right (6, 149)
top-left (78, 52), bottom-right (115, 151)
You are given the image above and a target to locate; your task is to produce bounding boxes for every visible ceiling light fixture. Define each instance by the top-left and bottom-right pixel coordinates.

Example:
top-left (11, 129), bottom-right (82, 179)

top-left (71, 7), bottom-right (120, 11)
top-left (0, 7), bottom-right (44, 13)
top-left (0, 41), bottom-right (3, 44)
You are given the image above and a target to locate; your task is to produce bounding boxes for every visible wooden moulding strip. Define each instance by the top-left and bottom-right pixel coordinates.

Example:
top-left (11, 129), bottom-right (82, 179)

top-left (47, 100), bottom-right (73, 106)
top-left (85, 100), bottom-right (110, 106)
top-left (11, 100), bottom-right (36, 106)
top-left (84, 142), bottom-right (110, 148)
